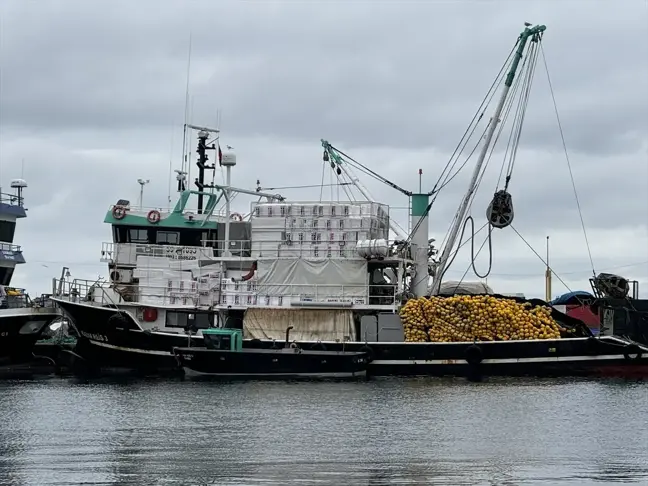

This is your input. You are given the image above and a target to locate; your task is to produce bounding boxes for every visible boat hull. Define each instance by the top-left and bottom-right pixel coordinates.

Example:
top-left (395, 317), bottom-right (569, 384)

top-left (54, 299), bottom-right (196, 373)
top-left (174, 347), bottom-right (368, 379)
top-left (53, 299), bottom-right (648, 378)
top-left (0, 307), bottom-right (61, 364)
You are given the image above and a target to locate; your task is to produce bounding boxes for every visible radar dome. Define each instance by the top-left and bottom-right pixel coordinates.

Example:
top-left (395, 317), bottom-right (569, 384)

top-left (221, 151), bottom-right (237, 167)
top-left (10, 179), bottom-right (27, 189)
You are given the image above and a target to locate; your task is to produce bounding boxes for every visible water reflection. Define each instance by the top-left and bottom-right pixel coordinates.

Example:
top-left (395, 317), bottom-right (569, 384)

top-left (0, 377), bottom-right (646, 485)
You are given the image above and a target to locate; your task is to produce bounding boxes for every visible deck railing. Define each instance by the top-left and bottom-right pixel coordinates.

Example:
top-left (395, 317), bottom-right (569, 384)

top-left (52, 277), bottom-right (398, 309)
top-left (100, 242), bottom-right (216, 265)
top-left (0, 242), bottom-right (22, 253)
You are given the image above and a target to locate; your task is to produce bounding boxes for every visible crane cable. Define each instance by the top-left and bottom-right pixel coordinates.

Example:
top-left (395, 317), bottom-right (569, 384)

top-left (404, 45), bottom-right (520, 247)
top-left (435, 35), bottom-right (543, 285)
top-left (540, 43), bottom-right (596, 277)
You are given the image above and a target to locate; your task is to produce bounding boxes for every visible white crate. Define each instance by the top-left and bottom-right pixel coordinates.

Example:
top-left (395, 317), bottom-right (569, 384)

top-left (221, 292), bottom-right (258, 306)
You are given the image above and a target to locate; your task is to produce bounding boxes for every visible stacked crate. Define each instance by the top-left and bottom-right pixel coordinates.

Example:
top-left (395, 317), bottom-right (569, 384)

top-left (250, 201), bottom-right (389, 259)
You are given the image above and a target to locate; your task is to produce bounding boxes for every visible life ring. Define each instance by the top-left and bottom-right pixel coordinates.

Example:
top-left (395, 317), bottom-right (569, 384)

top-left (230, 212), bottom-right (243, 222)
top-left (359, 345), bottom-right (374, 363)
top-left (623, 343), bottom-right (643, 361)
top-left (465, 344), bottom-right (484, 365)
top-left (147, 210), bottom-right (161, 224)
top-left (142, 307), bottom-right (158, 322)
top-left (112, 206), bottom-right (126, 220)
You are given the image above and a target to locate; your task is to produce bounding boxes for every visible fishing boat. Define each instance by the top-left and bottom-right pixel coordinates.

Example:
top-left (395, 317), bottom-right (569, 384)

top-left (0, 179), bottom-right (62, 365)
top-left (51, 22), bottom-right (648, 378)
top-left (174, 326), bottom-right (368, 379)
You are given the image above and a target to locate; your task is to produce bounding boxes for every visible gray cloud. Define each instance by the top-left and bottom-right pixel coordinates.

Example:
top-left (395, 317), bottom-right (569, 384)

top-left (0, 0), bottom-right (646, 298)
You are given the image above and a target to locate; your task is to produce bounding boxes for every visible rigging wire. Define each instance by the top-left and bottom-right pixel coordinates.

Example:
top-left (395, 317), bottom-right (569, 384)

top-left (432, 36), bottom-right (542, 284)
top-left (406, 42), bottom-right (529, 247)
top-left (510, 224), bottom-right (574, 293)
top-left (319, 158), bottom-right (326, 202)
top-left (540, 43), bottom-right (596, 277)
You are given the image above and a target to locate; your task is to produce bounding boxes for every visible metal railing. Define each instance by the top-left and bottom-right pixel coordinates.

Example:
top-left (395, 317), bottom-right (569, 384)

top-left (101, 242), bottom-right (216, 265)
top-left (0, 242), bottom-right (22, 253)
top-left (0, 192), bottom-right (24, 207)
top-left (107, 204), bottom-right (237, 220)
top-left (53, 278), bottom-right (204, 308)
top-left (52, 277), bottom-right (398, 309)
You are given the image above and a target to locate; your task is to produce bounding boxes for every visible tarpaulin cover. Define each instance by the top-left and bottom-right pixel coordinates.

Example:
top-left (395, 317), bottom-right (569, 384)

top-left (436, 281), bottom-right (494, 296)
top-left (243, 308), bottom-right (356, 341)
top-left (256, 258), bottom-right (368, 298)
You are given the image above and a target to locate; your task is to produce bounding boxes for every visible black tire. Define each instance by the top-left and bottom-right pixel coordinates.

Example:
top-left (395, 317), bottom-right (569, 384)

top-left (623, 344), bottom-right (643, 361)
top-left (359, 345), bottom-right (374, 363)
top-left (107, 313), bottom-right (130, 328)
top-left (465, 345), bottom-right (483, 365)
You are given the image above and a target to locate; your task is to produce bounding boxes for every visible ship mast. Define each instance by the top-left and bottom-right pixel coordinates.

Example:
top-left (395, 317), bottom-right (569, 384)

top-left (429, 23), bottom-right (546, 296)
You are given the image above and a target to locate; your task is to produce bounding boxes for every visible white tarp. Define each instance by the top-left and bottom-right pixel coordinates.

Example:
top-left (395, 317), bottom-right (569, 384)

top-left (435, 281), bottom-right (494, 295)
top-left (243, 308), bottom-right (356, 341)
top-left (256, 258), bottom-right (368, 298)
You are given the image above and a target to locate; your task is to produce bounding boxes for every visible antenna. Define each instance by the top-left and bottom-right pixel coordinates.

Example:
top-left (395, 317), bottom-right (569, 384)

top-left (181, 33), bottom-right (192, 178)
top-left (137, 179), bottom-right (150, 210)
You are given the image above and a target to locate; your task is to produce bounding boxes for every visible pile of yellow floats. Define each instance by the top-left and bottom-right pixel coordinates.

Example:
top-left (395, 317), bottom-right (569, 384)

top-left (400, 295), bottom-right (565, 342)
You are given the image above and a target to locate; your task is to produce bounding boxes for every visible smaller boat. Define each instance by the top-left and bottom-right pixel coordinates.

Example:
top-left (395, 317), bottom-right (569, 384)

top-left (173, 326), bottom-right (369, 379)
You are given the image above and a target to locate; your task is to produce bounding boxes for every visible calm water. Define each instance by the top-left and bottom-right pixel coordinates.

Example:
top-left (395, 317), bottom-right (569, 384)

top-left (0, 377), bottom-right (647, 485)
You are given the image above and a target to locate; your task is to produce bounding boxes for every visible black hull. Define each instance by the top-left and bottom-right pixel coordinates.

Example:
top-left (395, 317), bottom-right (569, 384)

top-left (174, 347), bottom-right (368, 379)
top-left (0, 308), bottom-right (60, 365)
top-left (55, 299), bottom-right (195, 373)
top-left (55, 299), bottom-right (648, 379)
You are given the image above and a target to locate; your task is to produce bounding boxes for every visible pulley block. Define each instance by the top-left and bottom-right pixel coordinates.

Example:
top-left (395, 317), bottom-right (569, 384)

top-left (486, 190), bottom-right (515, 228)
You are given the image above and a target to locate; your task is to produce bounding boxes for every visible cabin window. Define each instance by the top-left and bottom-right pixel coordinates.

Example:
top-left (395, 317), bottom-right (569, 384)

top-left (343, 206), bottom-right (349, 216)
top-left (0, 221), bottom-right (16, 242)
top-left (339, 219), bottom-right (344, 230)
top-left (312, 219), bottom-right (318, 229)
top-left (129, 229), bottom-right (148, 243)
top-left (299, 206), bottom-right (305, 216)
top-left (312, 205), bottom-right (318, 216)
top-left (311, 232), bottom-right (317, 242)
top-left (298, 233), bottom-right (304, 243)
top-left (313, 247), bottom-right (319, 257)
top-left (207, 334), bottom-right (232, 350)
top-left (254, 206), bottom-right (259, 217)
top-left (316, 233), bottom-right (322, 242)
top-left (166, 312), bottom-right (211, 329)
top-left (331, 206), bottom-right (336, 216)
top-left (326, 247), bottom-right (332, 257)
top-left (268, 206), bottom-right (273, 217)
top-left (280, 206), bottom-right (286, 217)
top-left (326, 219), bottom-right (331, 229)
top-left (156, 231), bottom-right (179, 245)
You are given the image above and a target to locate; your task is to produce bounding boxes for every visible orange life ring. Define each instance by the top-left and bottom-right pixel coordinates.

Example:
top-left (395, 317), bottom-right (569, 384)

top-left (112, 205), bottom-right (126, 220)
top-left (230, 212), bottom-right (243, 222)
top-left (147, 210), bottom-right (161, 224)
top-left (142, 307), bottom-right (158, 322)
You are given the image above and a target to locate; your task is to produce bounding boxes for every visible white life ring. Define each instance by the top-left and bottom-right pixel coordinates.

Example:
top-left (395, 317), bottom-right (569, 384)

top-left (112, 206), bottom-right (126, 220)
top-left (147, 210), bottom-right (161, 224)
top-left (230, 212), bottom-right (243, 222)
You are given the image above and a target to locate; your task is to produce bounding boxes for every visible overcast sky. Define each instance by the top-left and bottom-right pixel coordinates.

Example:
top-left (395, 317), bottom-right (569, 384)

top-left (1, 0), bottom-right (647, 299)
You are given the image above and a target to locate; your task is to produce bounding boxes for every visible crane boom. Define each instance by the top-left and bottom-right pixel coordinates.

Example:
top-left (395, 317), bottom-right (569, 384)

top-left (430, 23), bottom-right (546, 295)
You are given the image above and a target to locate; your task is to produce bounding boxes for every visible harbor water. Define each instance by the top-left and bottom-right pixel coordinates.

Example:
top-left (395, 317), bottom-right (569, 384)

top-left (0, 377), bottom-right (646, 485)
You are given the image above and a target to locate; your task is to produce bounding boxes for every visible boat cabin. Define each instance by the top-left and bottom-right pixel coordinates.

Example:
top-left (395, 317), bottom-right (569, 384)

top-left (203, 328), bottom-right (243, 351)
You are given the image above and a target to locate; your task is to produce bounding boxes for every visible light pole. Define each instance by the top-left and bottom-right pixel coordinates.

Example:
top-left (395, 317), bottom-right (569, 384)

top-left (137, 179), bottom-right (150, 210)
